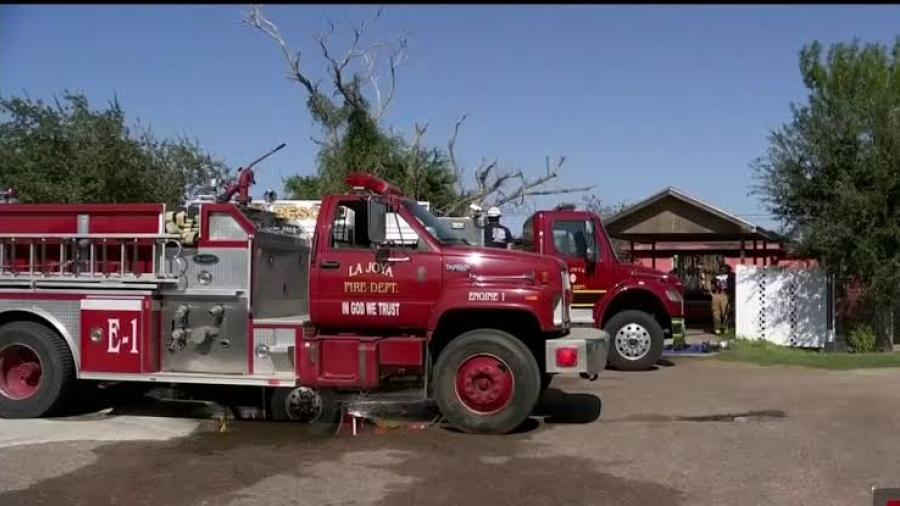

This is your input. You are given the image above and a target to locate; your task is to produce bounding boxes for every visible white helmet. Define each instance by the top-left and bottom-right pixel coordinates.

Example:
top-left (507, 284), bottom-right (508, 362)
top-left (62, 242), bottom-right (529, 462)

top-left (487, 206), bottom-right (502, 218)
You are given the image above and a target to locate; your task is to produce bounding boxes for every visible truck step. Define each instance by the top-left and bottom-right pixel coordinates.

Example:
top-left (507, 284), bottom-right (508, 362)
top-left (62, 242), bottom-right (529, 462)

top-left (341, 390), bottom-right (436, 421)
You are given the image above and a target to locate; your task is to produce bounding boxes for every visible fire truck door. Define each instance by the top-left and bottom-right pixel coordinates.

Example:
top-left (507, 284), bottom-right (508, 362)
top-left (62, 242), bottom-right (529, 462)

top-left (550, 217), bottom-right (605, 311)
top-left (313, 199), bottom-right (441, 331)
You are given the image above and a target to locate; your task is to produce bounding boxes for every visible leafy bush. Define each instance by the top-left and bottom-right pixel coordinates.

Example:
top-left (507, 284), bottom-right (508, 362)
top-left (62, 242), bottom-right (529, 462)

top-left (846, 324), bottom-right (878, 353)
top-left (0, 92), bottom-right (229, 205)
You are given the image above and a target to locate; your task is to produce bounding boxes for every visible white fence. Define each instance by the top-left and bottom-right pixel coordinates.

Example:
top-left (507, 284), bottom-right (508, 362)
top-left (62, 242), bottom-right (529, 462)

top-left (735, 265), bottom-right (835, 348)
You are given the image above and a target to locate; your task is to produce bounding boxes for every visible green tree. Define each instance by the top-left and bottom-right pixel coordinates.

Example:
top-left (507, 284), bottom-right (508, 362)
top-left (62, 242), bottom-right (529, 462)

top-left (752, 38), bottom-right (900, 348)
top-left (0, 92), bottom-right (229, 205)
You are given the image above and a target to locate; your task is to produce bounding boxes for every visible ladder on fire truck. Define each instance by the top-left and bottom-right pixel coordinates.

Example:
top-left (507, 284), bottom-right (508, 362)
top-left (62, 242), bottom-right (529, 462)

top-left (0, 233), bottom-right (185, 290)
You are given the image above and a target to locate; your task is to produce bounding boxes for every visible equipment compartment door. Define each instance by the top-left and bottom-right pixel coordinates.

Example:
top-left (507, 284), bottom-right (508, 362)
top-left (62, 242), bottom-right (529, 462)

top-left (80, 298), bottom-right (148, 374)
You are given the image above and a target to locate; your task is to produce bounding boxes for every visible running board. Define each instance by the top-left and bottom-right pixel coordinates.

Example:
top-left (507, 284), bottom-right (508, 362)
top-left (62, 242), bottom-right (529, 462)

top-left (79, 371), bottom-right (297, 387)
top-left (341, 390), bottom-right (436, 421)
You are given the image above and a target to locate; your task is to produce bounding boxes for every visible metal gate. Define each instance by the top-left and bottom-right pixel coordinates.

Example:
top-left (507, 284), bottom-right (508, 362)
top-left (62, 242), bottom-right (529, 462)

top-left (735, 265), bottom-right (835, 348)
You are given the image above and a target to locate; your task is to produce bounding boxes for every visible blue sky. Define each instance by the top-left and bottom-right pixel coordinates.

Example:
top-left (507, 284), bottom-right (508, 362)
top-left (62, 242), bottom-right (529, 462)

top-left (2, 5), bottom-right (899, 231)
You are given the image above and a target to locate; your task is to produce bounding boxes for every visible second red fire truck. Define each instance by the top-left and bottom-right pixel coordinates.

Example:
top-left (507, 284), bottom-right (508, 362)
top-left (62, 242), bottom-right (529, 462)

top-left (521, 205), bottom-right (685, 370)
top-left (437, 206), bottom-right (686, 370)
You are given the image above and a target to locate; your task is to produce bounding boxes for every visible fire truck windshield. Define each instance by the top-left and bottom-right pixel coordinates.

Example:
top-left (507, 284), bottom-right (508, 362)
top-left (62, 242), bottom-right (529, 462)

top-left (403, 200), bottom-right (471, 246)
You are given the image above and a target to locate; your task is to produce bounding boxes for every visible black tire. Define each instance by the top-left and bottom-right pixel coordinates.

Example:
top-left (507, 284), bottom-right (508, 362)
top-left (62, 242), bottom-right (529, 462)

top-left (539, 373), bottom-right (554, 396)
top-left (604, 310), bottom-right (664, 371)
top-left (0, 321), bottom-right (76, 418)
top-left (269, 387), bottom-right (343, 434)
top-left (433, 329), bottom-right (541, 435)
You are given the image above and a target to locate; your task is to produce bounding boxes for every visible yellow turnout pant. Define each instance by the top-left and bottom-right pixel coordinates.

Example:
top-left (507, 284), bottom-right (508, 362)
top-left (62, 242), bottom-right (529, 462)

top-left (712, 292), bottom-right (730, 331)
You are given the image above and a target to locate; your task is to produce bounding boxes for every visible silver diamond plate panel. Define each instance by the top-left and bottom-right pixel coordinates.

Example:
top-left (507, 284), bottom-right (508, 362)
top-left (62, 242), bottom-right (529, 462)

top-left (252, 326), bottom-right (296, 375)
top-left (161, 296), bottom-right (249, 374)
top-left (0, 299), bottom-right (81, 370)
top-left (167, 248), bottom-right (250, 292)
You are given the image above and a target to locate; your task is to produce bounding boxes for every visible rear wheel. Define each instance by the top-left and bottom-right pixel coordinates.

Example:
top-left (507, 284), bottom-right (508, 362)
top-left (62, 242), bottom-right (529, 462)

top-left (604, 310), bottom-right (664, 370)
top-left (433, 329), bottom-right (540, 434)
top-left (0, 322), bottom-right (76, 418)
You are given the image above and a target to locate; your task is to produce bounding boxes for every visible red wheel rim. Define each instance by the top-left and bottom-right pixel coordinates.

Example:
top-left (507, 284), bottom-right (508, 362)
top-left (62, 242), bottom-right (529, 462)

top-left (0, 344), bottom-right (43, 401)
top-left (454, 354), bottom-right (514, 415)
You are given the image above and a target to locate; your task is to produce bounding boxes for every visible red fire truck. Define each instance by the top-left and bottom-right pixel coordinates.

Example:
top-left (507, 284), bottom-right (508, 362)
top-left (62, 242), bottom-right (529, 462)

top-left (522, 205), bottom-right (685, 370)
top-left (438, 205), bottom-right (686, 370)
top-left (0, 173), bottom-right (607, 434)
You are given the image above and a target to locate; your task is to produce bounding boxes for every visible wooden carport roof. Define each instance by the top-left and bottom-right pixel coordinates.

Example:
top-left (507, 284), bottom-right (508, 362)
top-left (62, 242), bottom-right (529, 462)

top-left (604, 187), bottom-right (782, 244)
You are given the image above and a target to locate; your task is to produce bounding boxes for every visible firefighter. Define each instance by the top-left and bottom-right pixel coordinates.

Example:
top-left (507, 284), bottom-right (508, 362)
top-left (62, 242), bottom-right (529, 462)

top-left (483, 206), bottom-right (512, 249)
top-left (712, 264), bottom-right (731, 335)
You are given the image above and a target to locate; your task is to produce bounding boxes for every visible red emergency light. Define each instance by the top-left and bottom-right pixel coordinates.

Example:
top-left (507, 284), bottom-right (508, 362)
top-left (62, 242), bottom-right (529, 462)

top-left (345, 173), bottom-right (404, 197)
top-left (555, 347), bottom-right (579, 368)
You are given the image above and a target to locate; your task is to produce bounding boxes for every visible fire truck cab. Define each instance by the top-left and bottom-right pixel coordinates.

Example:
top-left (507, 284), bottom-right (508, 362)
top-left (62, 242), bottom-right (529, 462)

top-left (522, 205), bottom-right (685, 370)
top-left (0, 174), bottom-right (608, 434)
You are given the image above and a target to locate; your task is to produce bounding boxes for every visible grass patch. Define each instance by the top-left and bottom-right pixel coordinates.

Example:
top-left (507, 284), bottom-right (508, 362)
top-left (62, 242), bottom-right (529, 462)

top-left (714, 338), bottom-right (900, 370)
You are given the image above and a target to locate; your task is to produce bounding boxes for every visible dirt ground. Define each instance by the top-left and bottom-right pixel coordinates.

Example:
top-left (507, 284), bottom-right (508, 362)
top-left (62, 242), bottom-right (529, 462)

top-left (1, 357), bottom-right (900, 506)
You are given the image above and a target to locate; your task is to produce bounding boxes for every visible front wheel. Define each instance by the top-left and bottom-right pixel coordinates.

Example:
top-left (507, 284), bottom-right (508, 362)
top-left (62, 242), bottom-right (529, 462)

top-left (604, 310), bottom-right (664, 371)
top-left (433, 329), bottom-right (540, 434)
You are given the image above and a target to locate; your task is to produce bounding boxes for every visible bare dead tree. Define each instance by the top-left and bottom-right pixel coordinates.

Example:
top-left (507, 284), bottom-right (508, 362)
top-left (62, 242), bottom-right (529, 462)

top-left (243, 5), bottom-right (407, 135)
top-left (245, 6), bottom-right (592, 213)
top-left (408, 121), bottom-right (428, 200)
top-left (582, 193), bottom-right (629, 220)
top-left (447, 114), bottom-right (468, 196)
top-left (441, 114), bottom-right (594, 215)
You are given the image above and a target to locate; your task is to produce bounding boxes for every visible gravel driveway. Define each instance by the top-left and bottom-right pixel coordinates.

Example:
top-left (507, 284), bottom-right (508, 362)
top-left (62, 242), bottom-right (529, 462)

top-left (1, 358), bottom-right (899, 505)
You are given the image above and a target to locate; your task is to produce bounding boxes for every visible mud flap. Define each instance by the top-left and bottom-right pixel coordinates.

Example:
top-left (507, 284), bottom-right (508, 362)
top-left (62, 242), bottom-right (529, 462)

top-left (544, 327), bottom-right (610, 377)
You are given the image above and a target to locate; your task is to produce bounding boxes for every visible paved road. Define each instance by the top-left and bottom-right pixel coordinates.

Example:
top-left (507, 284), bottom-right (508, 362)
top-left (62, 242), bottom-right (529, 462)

top-left (2, 358), bottom-right (900, 505)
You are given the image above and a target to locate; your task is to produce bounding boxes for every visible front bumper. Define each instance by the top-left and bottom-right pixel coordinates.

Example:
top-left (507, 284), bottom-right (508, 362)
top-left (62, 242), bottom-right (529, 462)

top-left (544, 327), bottom-right (610, 376)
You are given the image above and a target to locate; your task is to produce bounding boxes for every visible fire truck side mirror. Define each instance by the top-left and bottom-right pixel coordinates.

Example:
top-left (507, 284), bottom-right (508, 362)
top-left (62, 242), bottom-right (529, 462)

top-left (586, 243), bottom-right (599, 265)
top-left (585, 220), bottom-right (599, 268)
top-left (367, 198), bottom-right (387, 246)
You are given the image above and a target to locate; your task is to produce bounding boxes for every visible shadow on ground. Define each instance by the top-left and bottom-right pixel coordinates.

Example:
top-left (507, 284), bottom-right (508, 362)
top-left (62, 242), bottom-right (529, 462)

top-left (0, 392), bottom-right (682, 506)
top-left (57, 384), bottom-right (229, 421)
top-left (533, 387), bottom-right (602, 425)
top-left (608, 364), bottom-right (660, 372)
top-left (606, 409), bottom-right (786, 424)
